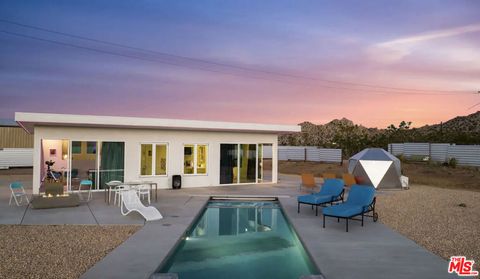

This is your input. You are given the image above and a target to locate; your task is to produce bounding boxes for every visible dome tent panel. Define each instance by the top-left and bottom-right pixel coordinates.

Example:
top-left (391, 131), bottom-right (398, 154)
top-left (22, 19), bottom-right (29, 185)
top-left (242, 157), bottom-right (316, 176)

top-left (378, 165), bottom-right (402, 189)
top-left (359, 160), bottom-right (393, 188)
top-left (348, 148), bottom-right (403, 189)
top-left (347, 159), bottom-right (358, 173)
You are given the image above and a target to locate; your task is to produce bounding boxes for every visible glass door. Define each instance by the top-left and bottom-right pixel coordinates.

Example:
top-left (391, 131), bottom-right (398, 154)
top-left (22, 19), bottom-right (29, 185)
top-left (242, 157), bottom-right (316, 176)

top-left (99, 142), bottom-right (125, 189)
top-left (239, 144), bottom-right (256, 183)
top-left (70, 141), bottom-right (97, 190)
top-left (220, 144), bottom-right (238, 184)
top-left (220, 144), bottom-right (257, 184)
top-left (258, 144), bottom-right (272, 183)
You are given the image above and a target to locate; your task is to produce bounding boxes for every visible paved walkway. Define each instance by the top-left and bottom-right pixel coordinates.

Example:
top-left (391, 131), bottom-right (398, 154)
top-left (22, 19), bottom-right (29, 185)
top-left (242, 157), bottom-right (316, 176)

top-left (0, 173), bottom-right (461, 279)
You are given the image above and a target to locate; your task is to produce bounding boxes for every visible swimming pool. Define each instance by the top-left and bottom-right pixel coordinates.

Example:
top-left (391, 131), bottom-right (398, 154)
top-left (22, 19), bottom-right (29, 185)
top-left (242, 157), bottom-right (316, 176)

top-left (154, 198), bottom-right (320, 279)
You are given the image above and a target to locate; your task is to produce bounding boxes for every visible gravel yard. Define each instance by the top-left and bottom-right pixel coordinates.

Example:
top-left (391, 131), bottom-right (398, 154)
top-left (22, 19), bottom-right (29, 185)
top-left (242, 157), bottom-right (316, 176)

top-left (0, 225), bottom-right (140, 279)
top-left (376, 186), bottom-right (480, 264)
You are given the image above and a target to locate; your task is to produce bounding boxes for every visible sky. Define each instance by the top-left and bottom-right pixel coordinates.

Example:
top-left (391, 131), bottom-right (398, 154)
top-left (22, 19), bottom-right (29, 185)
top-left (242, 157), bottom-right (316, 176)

top-left (0, 0), bottom-right (479, 128)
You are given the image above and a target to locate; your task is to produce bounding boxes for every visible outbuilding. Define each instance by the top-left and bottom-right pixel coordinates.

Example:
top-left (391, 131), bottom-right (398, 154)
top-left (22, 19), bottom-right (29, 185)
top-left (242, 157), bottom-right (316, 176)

top-left (15, 112), bottom-right (300, 194)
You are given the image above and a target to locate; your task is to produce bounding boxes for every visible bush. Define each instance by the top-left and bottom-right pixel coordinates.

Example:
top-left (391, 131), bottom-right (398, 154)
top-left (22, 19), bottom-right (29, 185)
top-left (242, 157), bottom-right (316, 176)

top-left (448, 158), bottom-right (458, 168)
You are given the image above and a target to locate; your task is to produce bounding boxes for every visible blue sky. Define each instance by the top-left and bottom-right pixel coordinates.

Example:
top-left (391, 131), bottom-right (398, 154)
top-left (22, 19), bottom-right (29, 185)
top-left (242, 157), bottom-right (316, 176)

top-left (1, 0), bottom-right (479, 127)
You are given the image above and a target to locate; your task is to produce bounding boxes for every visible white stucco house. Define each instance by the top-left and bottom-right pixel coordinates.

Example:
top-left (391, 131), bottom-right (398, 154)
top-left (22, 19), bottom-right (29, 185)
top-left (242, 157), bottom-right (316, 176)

top-left (15, 112), bottom-right (300, 194)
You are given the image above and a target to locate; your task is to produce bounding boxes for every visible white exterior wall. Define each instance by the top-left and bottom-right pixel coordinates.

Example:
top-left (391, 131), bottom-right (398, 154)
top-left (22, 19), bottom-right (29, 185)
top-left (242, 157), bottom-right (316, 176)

top-left (32, 126), bottom-right (278, 194)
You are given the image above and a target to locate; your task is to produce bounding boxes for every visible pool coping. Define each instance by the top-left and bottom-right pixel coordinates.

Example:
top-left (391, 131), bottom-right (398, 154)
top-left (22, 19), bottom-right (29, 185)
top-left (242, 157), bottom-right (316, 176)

top-left (152, 196), bottom-right (325, 278)
top-left (81, 189), bottom-right (456, 279)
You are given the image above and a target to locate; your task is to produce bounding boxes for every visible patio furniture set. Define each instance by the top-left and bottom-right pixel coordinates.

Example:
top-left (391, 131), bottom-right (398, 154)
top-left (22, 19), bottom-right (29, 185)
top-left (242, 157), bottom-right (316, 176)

top-left (297, 174), bottom-right (378, 232)
top-left (8, 180), bottom-right (162, 221)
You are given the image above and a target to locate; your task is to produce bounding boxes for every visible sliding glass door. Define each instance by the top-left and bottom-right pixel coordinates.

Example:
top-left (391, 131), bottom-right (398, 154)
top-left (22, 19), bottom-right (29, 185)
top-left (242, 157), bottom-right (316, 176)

top-left (71, 141), bottom-right (97, 190)
top-left (258, 144), bottom-right (272, 183)
top-left (220, 144), bottom-right (238, 184)
top-left (70, 141), bottom-right (124, 190)
top-left (239, 144), bottom-right (256, 183)
top-left (220, 143), bottom-right (257, 184)
top-left (99, 142), bottom-right (125, 189)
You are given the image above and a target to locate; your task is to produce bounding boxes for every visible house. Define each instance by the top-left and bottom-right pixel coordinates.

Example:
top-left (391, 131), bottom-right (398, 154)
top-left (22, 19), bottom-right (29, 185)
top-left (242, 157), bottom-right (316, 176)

top-left (15, 112), bottom-right (300, 194)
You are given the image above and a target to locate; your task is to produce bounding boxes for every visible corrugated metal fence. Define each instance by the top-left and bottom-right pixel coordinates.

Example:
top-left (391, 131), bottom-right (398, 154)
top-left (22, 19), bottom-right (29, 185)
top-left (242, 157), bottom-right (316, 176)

top-left (388, 143), bottom-right (480, 167)
top-left (0, 148), bottom-right (33, 169)
top-left (273, 146), bottom-right (342, 164)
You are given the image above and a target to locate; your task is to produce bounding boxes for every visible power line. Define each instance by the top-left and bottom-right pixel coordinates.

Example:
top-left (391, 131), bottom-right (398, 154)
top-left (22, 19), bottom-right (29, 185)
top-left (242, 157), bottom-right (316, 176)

top-left (468, 102), bottom-right (480, 110)
top-left (3, 29), bottom-right (468, 97)
top-left (2, 29), bottom-right (470, 97)
top-left (0, 18), bottom-right (474, 95)
top-left (0, 30), bottom-right (299, 85)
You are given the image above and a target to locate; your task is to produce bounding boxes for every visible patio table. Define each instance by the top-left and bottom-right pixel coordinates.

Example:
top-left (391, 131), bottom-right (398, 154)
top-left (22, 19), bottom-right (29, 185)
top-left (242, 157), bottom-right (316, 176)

top-left (104, 181), bottom-right (158, 205)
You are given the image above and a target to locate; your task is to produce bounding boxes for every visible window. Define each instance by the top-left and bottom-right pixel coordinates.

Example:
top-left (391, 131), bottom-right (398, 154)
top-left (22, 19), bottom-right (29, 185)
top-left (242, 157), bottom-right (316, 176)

top-left (140, 143), bottom-right (167, 176)
top-left (155, 144), bottom-right (167, 175)
top-left (184, 144), bottom-right (208, 175)
top-left (197, 145), bottom-right (207, 174)
top-left (87, 141), bottom-right (97, 154)
top-left (72, 141), bottom-right (81, 154)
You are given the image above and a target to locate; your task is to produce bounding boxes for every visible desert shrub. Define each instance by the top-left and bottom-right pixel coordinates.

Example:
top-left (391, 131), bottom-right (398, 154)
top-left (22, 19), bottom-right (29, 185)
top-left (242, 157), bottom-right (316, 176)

top-left (448, 158), bottom-right (458, 168)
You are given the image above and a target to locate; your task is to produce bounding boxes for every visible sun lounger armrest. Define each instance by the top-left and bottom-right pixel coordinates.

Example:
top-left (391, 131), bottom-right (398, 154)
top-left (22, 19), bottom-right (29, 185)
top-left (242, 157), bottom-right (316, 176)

top-left (362, 196), bottom-right (376, 213)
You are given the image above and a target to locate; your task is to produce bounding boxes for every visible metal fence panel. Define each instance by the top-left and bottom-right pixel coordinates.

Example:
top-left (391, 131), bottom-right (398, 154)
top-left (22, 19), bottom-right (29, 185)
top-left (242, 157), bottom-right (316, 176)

top-left (430, 144), bottom-right (450, 162)
top-left (278, 146), bottom-right (342, 163)
top-left (447, 145), bottom-right (480, 167)
top-left (388, 144), bottom-right (404, 156)
top-left (403, 143), bottom-right (430, 157)
top-left (389, 143), bottom-right (480, 167)
top-left (306, 148), bottom-right (342, 163)
top-left (0, 148), bottom-right (33, 169)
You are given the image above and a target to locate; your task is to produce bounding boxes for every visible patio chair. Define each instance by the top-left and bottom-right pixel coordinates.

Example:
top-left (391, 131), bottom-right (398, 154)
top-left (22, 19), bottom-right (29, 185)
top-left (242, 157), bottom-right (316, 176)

top-left (136, 184), bottom-right (151, 204)
top-left (342, 173), bottom-right (357, 187)
top-left (299, 173), bottom-right (318, 191)
top-left (114, 184), bottom-right (130, 207)
top-left (106, 180), bottom-right (122, 204)
top-left (77, 180), bottom-right (93, 202)
top-left (9, 182), bottom-right (30, 206)
top-left (322, 185), bottom-right (378, 232)
top-left (297, 179), bottom-right (345, 216)
top-left (120, 189), bottom-right (162, 221)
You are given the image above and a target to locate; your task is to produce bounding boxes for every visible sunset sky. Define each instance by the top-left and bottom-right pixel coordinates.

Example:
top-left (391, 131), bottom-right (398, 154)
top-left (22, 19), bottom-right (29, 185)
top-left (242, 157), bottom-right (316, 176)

top-left (1, 0), bottom-right (479, 128)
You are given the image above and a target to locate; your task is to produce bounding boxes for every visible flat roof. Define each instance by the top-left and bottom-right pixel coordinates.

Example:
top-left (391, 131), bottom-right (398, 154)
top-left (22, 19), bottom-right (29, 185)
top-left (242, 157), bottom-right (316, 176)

top-left (15, 112), bottom-right (301, 134)
top-left (0, 119), bottom-right (18, 127)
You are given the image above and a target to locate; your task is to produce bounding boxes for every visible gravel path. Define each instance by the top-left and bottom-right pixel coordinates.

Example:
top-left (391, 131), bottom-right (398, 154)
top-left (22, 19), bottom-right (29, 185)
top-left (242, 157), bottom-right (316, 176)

top-left (0, 225), bottom-right (140, 279)
top-left (376, 185), bottom-right (480, 265)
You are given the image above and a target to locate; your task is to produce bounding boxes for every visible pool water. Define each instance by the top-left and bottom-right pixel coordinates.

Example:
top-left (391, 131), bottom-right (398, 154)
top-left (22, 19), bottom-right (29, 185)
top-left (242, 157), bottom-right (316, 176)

top-left (155, 200), bottom-right (319, 279)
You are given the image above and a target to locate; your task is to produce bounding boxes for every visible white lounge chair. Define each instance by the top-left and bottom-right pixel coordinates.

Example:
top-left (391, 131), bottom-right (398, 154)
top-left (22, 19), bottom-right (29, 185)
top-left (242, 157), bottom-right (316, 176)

top-left (120, 190), bottom-right (162, 221)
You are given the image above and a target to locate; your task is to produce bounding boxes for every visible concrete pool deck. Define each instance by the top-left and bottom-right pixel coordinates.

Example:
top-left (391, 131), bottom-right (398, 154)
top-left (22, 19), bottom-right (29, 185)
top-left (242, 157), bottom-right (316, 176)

top-left (0, 173), bottom-right (460, 279)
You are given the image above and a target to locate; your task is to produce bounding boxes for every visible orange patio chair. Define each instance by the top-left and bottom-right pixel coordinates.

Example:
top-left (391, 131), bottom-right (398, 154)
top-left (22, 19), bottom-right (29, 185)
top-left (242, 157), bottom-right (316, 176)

top-left (342, 173), bottom-right (357, 187)
top-left (299, 173), bottom-right (318, 191)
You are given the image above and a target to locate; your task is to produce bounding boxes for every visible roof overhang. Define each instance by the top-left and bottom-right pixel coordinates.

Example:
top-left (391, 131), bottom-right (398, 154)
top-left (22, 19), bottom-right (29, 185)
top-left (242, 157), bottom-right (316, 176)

top-left (15, 112), bottom-right (301, 134)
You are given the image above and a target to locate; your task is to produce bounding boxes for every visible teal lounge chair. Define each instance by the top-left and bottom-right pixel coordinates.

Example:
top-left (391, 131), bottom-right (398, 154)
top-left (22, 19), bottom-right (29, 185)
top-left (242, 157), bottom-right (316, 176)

top-left (297, 179), bottom-right (345, 216)
top-left (322, 184), bottom-right (378, 232)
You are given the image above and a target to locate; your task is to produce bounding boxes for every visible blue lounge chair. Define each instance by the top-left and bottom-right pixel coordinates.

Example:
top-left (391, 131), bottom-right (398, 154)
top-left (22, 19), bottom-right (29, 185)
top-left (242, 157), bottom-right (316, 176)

top-left (297, 179), bottom-right (345, 216)
top-left (322, 184), bottom-right (378, 232)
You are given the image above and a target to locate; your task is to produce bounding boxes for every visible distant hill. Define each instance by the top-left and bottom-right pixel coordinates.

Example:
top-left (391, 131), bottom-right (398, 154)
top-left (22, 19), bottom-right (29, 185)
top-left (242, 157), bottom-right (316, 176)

top-left (279, 111), bottom-right (480, 156)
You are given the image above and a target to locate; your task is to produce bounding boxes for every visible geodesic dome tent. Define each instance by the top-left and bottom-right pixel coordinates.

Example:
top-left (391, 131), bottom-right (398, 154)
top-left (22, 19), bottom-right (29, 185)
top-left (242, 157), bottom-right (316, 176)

top-left (348, 148), bottom-right (402, 189)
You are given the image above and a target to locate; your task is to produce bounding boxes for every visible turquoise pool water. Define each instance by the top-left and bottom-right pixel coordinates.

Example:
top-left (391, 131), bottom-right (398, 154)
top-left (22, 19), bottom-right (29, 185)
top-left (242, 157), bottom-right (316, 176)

top-left (155, 199), bottom-right (319, 279)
